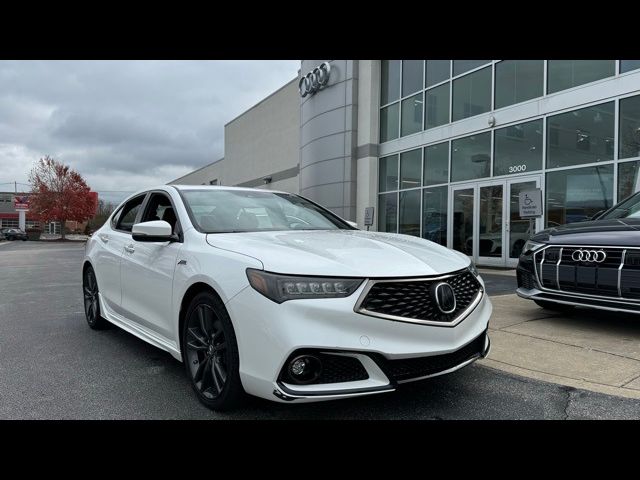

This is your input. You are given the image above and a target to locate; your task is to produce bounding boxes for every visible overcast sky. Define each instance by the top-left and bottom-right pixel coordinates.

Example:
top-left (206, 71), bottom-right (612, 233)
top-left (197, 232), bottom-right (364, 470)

top-left (0, 60), bottom-right (300, 204)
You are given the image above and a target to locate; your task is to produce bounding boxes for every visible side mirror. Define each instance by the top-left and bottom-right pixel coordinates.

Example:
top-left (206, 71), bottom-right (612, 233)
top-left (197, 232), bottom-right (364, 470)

top-left (346, 220), bottom-right (358, 229)
top-left (132, 220), bottom-right (178, 242)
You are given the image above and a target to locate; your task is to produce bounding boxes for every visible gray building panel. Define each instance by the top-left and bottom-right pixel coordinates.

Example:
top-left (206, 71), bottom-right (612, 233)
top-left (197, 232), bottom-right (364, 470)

top-left (299, 157), bottom-right (345, 191)
top-left (299, 60), bottom-right (359, 221)
top-left (301, 107), bottom-right (347, 147)
top-left (301, 133), bottom-right (346, 168)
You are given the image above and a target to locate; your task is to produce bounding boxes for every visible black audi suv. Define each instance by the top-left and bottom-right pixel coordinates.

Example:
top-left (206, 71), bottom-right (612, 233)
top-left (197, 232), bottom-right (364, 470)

top-left (517, 191), bottom-right (640, 314)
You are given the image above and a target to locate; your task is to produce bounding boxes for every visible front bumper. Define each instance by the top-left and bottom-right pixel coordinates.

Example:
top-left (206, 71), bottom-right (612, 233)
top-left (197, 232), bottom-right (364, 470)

top-left (225, 281), bottom-right (492, 403)
top-left (516, 248), bottom-right (640, 314)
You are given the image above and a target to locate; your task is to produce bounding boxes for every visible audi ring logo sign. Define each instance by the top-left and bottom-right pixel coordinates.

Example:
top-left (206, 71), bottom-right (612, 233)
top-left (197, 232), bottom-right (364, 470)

top-left (431, 282), bottom-right (457, 314)
top-left (298, 62), bottom-right (331, 98)
top-left (571, 249), bottom-right (607, 263)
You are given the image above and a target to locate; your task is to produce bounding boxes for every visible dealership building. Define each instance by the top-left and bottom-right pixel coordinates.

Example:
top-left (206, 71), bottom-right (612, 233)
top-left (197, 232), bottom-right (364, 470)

top-left (171, 60), bottom-right (640, 267)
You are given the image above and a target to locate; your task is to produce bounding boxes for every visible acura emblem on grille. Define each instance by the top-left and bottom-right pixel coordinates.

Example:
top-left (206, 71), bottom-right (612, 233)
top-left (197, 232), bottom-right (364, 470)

top-left (432, 282), bottom-right (457, 314)
top-left (571, 249), bottom-right (607, 263)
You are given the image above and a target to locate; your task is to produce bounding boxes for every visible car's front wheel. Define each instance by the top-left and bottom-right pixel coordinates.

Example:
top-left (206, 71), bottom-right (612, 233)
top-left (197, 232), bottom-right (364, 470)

top-left (182, 291), bottom-right (244, 411)
top-left (83, 265), bottom-right (110, 329)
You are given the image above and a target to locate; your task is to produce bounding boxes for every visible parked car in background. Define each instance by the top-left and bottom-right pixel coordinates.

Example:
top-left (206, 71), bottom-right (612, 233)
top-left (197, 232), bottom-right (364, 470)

top-left (517, 190), bottom-right (640, 314)
top-left (83, 185), bottom-right (492, 410)
top-left (1, 228), bottom-right (28, 241)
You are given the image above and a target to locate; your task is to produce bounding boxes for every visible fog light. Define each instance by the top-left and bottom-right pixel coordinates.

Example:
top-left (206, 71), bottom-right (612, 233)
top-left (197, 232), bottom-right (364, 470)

top-left (290, 358), bottom-right (307, 376)
top-left (286, 355), bottom-right (322, 384)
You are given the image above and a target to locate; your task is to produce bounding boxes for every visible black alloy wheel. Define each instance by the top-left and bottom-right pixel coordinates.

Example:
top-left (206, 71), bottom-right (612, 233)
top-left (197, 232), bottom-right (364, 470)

top-left (83, 266), bottom-right (109, 329)
top-left (183, 292), bottom-right (243, 411)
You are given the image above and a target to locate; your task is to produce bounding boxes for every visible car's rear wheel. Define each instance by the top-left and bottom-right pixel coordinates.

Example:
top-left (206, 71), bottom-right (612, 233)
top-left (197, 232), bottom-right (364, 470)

top-left (83, 266), bottom-right (109, 329)
top-left (182, 291), bottom-right (244, 411)
top-left (534, 299), bottom-right (575, 313)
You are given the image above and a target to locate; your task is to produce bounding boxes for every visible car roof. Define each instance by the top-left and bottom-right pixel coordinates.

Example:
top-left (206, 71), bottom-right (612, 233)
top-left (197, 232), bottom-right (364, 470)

top-left (168, 185), bottom-right (288, 195)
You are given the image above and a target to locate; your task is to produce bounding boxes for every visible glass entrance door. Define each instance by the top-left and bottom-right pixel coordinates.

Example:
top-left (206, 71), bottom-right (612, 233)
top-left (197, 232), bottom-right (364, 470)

top-left (449, 175), bottom-right (542, 267)
top-left (477, 182), bottom-right (505, 266)
top-left (451, 187), bottom-right (474, 256)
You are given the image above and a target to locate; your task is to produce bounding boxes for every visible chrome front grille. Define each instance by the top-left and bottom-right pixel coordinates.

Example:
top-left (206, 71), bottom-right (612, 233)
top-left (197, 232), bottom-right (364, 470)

top-left (533, 245), bottom-right (640, 301)
top-left (354, 269), bottom-right (483, 327)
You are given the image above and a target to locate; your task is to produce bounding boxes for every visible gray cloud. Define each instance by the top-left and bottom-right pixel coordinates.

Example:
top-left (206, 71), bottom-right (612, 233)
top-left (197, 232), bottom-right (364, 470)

top-left (0, 60), bottom-right (299, 204)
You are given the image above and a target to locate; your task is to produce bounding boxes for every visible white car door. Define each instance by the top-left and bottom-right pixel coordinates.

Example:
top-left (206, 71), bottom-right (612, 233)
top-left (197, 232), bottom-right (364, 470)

top-left (93, 194), bottom-right (147, 311)
top-left (120, 191), bottom-right (182, 341)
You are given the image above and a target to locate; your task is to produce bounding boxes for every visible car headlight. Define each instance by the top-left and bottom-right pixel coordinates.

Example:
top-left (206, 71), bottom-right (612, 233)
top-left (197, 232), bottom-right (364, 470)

top-left (522, 240), bottom-right (545, 255)
top-left (468, 260), bottom-right (479, 277)
top-left (246, 269), bottom-right (364, 304)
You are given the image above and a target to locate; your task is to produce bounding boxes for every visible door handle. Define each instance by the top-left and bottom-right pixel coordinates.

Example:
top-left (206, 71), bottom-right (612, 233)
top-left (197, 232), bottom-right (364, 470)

top-left (124, 244), bottom-right (135, 254)
top-left (99, 234), bottom-right (109, 243)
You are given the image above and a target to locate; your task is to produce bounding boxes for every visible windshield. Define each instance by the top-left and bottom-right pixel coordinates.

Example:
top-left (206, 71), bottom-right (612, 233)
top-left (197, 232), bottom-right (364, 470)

top-left (180, 189), bottom-right (352, 233)
top-left (599, 192), bottom-right (640, 220)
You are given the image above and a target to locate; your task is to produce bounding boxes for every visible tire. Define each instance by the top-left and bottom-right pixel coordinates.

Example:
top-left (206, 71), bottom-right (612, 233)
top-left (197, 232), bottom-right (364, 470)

top-left (182, 291), bottom-right (244, 411)
top-left (534, 299), bottom-right (575, 313)
top-left (83, 265), bottom-right (110, 330)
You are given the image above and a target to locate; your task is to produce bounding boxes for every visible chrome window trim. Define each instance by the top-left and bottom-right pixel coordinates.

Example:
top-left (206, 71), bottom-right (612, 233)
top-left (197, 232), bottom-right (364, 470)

top-left (353, 270), bottom-right (484, 327)
top-left (533, 244), bottom-right (640, 303)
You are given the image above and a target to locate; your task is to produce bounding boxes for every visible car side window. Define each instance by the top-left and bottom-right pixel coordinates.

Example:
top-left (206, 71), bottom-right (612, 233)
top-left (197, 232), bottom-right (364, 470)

top-left (115, 195), bottom-right (146, 232)
top-left (140, 192), bottom-right (180, 235)
top-left (110, 206), bottom-right (124, 229)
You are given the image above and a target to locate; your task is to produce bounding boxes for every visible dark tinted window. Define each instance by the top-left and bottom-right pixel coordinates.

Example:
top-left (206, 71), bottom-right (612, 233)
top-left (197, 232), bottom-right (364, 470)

top-left (116, 195), bottom-right (145, 232)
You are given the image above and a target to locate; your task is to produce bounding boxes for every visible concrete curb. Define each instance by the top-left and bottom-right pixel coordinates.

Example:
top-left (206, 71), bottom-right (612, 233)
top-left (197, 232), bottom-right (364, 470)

top-left (479, 358), bottom-right (640, 400)
top-left (484, 293), bottom-right (640, 400)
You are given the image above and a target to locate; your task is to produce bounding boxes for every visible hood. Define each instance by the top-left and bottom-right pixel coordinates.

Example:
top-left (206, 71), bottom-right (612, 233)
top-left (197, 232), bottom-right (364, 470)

top-left (532, 218), bottom-right (640, 246)
top-left (206, 230), bottom-right (470, 277)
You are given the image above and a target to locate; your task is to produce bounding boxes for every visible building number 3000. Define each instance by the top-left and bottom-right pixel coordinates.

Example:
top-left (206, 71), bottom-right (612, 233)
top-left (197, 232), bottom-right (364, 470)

top-left (508, 164), bottom-right (527, 173)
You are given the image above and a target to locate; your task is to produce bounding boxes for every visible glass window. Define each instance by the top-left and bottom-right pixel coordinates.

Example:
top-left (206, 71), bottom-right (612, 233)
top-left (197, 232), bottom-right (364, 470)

top-left (453, 60), bottom-right (491, 76)
top-left (621, 60), bottom-right (640, 74)
top-left (422, 185), bottom-right (447, 246)
top-left (401, 93), bottom-right (423, 137)
top-left (402, 60), bottom-right (424, 97)
top-left (379, 155), bottom-right (399, 192)
top-left (400, 149), bottom-right (422, 189)
top-left (452, 66), bottom-right (492, 121)
top-left (494, 119), bottom-right (543, 176)
top-left (495, 60), bottom-right (544, 109)
top-left (424, 142), bottom-right (448, 185)
top-left (116, 195), bottom-right (145, 232)
top-left (619, 95), bottom-right (640, 159)
top-left (547, 60), bottom-right (615, 94)
top-left (381, 60), bottom-right (400, 105)
top-left (399, 190), bottom-right (421, 237)
top-left (426, 60), bottom-right (450, 87)
top-left (380, 103), bottom-right (399, 143)
top-left (425, 83), bottom-right (449, 129)
top-left (618, 160), bottom-right (640, 202)
top-left (378, 192), bottom-right (398, 233)
top-left (451, 132), bottom-right (491, 182)
top-left (547, 102), bottom-right (615, 168)
top-left (181, 190), bottom-right (351, 233)
top-left (546, 165), bottom-right (614, 227)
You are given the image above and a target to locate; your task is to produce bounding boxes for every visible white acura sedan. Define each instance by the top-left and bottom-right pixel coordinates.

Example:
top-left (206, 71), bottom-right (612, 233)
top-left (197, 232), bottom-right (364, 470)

top-left (83, 185), bottom-right (492, 410)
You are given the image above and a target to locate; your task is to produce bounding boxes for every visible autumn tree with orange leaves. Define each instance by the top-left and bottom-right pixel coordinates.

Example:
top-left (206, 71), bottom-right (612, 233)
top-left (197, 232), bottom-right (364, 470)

top-left (29, 156), bottom-right (97, 240)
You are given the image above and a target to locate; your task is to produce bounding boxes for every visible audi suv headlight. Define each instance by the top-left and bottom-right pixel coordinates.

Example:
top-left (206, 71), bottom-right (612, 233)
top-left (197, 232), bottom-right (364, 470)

top-left (522, 240), bottom-right (545, 255)
top-left (246, 269), bottom-right (364, 304)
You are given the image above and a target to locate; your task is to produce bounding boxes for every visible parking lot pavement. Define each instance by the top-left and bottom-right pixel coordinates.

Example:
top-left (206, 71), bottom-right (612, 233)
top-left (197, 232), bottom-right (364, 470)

top-left (2, 241), bottom-right (640, 419)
